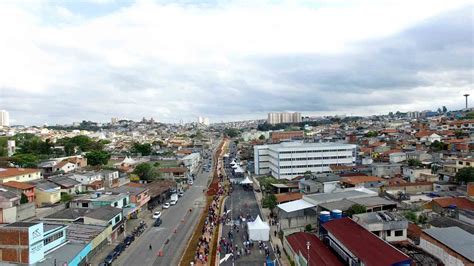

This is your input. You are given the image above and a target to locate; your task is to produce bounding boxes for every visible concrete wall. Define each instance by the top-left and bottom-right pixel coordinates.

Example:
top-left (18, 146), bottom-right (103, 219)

top-left (35, 203), bottom-right (66, 219)
top-left (419, 236), bottom-right (465, 266)
top-left (1, 206), bottom-right (17, 223)
top-left (16, 202), bottom-right (35, 221)
top-left (279, 214), bottom-right (317, 231)
top-left (35, 190), bottom-right (60, 207)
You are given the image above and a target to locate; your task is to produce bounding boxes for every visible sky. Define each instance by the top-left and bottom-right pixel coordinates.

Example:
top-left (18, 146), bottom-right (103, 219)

top-left (0, 0), bottom-right (472, 125)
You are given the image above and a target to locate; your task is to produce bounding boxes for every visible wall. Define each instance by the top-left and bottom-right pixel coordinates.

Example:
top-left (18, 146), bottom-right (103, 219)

top-left (16, 202), bottom-right (35, 221)
top-left (35, 203), bottom-right (66, 219)
top-left (279, 213), bottom-right (317, 231)
top-left (1, 206), bottom-right (17, 223)
top-left (43, 228), bottom-right (67, 254)
top-left (419, 235), bottom-right (465, 266)
top-left (35, 190), bottom-right (60, 207)
top-left (0, 171), bottom-right (43, 184)
top-left (91, 225), bottom-right (112, 249)
top-left (68, 243), bottom-right (92, 266)
top-left (0, 228), bottom-right (30, 264)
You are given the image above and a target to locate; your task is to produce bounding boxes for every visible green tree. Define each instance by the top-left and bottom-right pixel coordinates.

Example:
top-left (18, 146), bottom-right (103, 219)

top-left (224, 128), bottom-right (239, 138)
top-left (347, 204), bottom-right (366, 217)
top-left (11, 153), bottom-right (38, 168)
top-left (418, 214), bottom-right (428, 224)
top-left (304, 224), bottom-right (312, 232)
top-left (85, 151), bottom-right (110, 166)
top-left (408, 159), bottom-right (422, 167)
top-left (132, 142), bottom-right (152, 156)
top-left (442, 106), bottom-right (447, 113)
top-left (455, 167), bottom-right (474, 183)
top-left (133, 163), bottom-right (157, 182)
top-left (262, 194), bottom-right (277, 211)
top-left (454, 130), bottom-right (465, 139)
top-left (403, 211), bottom-right (417, 223)
top-left (365, 131), bottom-right (378, 137)
top-left (258, 134), bottom-right (265, 140)
top-left (60, 192), bottom-right (73, 203)
top-left (430, 140), bottom-right (446, 152)
top-left (20, 193), bottom-right (29, 204)
top-left (0, 137), bottom-right (7, 157)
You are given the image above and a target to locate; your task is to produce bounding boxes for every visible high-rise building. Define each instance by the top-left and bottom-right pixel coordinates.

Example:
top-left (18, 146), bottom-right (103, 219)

top-left (197, 116), bottom-right (210, 126)
top-left (0, 110), bottom-right (9, 127)
top-left (254, 142), bottom-right (357, 179)
top-left (267, 112), bottom-right (302, 124)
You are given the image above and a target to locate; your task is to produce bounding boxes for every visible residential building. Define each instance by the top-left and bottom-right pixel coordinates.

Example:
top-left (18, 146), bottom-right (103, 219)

top-left (420, 227), bottom-right (474, 265)
top-left (0, 110), bottom-right (9, 127)
top-left (83, 206), bottom-right (124, 241)
top-left (7, 140), bottom-right (15, 157)
top-left (0, 168), bottom-right (43, 184)
top-left (389, 152), bottom-right (406, 163)
top-left (2, 181), bottom-right (36, 203)
top-left (406, 150), bottom-right (432, 162)
top-left (353, 211), bottom-right (408, 242)
top-left (254, 142), bottom-right (357, 180)
top-left (0, 188), bottom-right (20, 223)
top-left (455, 158), bottom-right (474, 173)
top-left (371, 163), bottom-right (402, 178)
top-left (28, 180), bottom-right (61, 207)
top-left (341, 175), bottom-right (386, 188)
top-left (48, 175), bottom-right (83, 194)
top-left (267, 112), bottom-right (302, 124)
top-left (298, 173), bottom-right (341, 194)
top-left (402, 167), bottom-right (432, 182)
top-left (182, 153), bottom-right (201, 173)
top-left (112, 185), bottom-right (150, 212)
top-left (322, 217), bottom-right (412, 265)
top-left (158, 167), bottom-right (188, 179)
top-left (70, 192), bottom-right (130, 210)
top-left (100, 170), bottom-right (120, 189)
top-left (270, 131), bottom-right (304, 143)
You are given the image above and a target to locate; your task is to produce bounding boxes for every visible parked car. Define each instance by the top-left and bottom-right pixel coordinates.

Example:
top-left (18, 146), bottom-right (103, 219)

top-left (178, 191), bottom-right (184, 197)
top-left (105, 253), bottom-right (115, 264)
top-left (163, 202), bottom-right (170, 209)
top-left (114, 243), bottom-right (125, 256)
top-left (187, 179), bottom-right (193, 185)
top-left (154, 218), bottom-right (162, 227)
top-left (170, 199), bottom-right (177, 206)
top-left (152, 211), bottom-right (162, 219)
top-left (124, 235), bottom-right (134, 246)
top-left (170, 188), bottom-right (177, 193)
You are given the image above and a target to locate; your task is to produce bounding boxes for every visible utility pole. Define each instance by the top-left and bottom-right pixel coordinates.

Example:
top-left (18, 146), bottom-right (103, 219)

top-left (306, 241), bottom-right (311, 266)
top-left (464, 94), bottom-right (470, 109)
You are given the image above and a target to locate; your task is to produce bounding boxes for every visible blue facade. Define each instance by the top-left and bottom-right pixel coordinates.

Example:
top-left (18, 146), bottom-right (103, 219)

top-left (69, 243), bottom-right (92, 266)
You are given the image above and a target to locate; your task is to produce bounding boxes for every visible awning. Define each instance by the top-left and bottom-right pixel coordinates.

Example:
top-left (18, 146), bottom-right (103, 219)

top-left (277, 199), bottom-right (315, 213)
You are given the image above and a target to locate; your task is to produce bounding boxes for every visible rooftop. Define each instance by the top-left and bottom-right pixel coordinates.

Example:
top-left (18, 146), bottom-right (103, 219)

top-left (28, 180), bottom-right (60, 191)
top-left (286, 232), bottom-right (342, 266)
top-left (323, 217), bottom-right (411, 266)
top-left (49, 175), bottom-right (81, 188)
top-left (303, 188), bottom-right (377, 206)
top-left (429, 216), bottom-right (474, 235)
top-left (5, 222), bottom-right (39, 228)
top-left (44, 208), bottom-right (93, 221)
top-left (84, 206), bottom-right (122, 221)
top-left (423, 227), bottom-right (474, 262)
top-left (2, 181), bottom-right (35, 190)
top-left (0, 168), bottom-right (40, 179)
top-left (432, 197), bottom-right (474, 210)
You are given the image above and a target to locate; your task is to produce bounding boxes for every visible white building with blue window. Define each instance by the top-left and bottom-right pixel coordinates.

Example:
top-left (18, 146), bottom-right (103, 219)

top-left (254, 142), bottom-right (357, 180)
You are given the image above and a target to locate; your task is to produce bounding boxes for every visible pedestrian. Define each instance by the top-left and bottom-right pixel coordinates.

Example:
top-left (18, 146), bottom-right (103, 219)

top-left (149, 244), bottom-right (152, 250)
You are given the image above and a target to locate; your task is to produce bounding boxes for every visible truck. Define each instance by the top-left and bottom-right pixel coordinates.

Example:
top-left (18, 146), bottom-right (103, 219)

top-left (170, 193), bottom-right (178, 203)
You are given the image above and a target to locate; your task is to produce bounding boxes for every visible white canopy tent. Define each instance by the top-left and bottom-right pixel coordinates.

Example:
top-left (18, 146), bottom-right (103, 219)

top-left (240, 176), bottom-right (253, 184)
top-left (247, 215), bottom-right (270, 241)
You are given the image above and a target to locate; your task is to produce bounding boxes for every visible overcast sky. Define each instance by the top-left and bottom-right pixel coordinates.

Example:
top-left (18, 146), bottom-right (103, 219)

top-left (0, 0), bottom-right (472, 125)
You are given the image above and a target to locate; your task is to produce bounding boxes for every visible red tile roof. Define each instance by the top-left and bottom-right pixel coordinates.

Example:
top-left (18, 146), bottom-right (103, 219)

top-left (432, 197), bottom-right (474, 210)
top-left (275, 192), bottom-right (302, 203)
top-left (341, 176), bottom-right (384, 185)
top-left (2, 181), bottom-right (35, 190)
top-left (0, 168), bottom-right (40, 179)
top-left (286, 232), bottom-right (342, 266)
top-left (323, 218), bottom-right (411, 266)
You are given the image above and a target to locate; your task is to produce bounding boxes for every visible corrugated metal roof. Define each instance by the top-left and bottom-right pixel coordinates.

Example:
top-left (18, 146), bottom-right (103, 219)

top-left (423, 227), bottom-right (474, 261)
top-left (277, 199), bottom-right (315, 213)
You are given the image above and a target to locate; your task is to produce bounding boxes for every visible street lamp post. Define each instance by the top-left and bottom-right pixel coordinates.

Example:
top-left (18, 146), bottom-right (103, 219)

top-left (306, 241), bottom-right (311, 266)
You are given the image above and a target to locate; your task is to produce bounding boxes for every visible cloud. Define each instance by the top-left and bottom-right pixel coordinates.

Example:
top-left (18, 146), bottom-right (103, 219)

top-left (0, 0), bottom-right (472, 125)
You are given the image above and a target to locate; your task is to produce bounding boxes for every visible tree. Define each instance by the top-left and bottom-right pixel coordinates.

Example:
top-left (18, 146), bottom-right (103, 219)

top-left (347, 204), bottom-right (366, 217)
top-left (408, 159), bottom-right (422, 167)
top-left (258, 134), bottom-right (265, 140)
top-left (20, 193), bottom-right (29, 204)
top-left (454, 130), bottom-right (465, 139)
top-left (224, 128), bottom-right (239, 138)
top-left (60, 192), bottom-right (73, 203)
top-left (403, 211), bottom-right (417, 223)
top-left (262, 194), bottom-right (277, 211)
top-left (304, 224), bottom-right (312, 232)
top-left (132, 142), bottom-right (152, 156)
top-left (85, 151), bottom-right (110, 166)
top-left (365, 131), bottom-right (378, 137)
top-left (455, 167), bottom-right (474, 183)
top-left (11, 153), bottom-right (38, 168)
top-left (442, 106), bottom-right (447, 113)
top-left (430, 140), bottom-right (446, 152)
top-left (133, 163), bottom-right (157, 181)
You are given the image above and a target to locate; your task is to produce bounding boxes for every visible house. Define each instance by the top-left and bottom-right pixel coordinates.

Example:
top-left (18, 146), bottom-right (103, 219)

top-left (28, 180), bottom-right (61, 207)
top-left (322, 217), bottom-right (412, 266)
top-left (299, 173), bottom-right (341, 194)
top-left (48, 175), bottom-right (83, 195)
top-left (99, 170), bottom-right (120, 188)
top-left (371, 163), bottom-right (402, 178)
top-left (389, 152), bottom-right (406, 163)
top-left (284, 232), bottom-right (342, 266)
top-left (402, 167), bottom-right (432, 182)
top-left (341, 175), bottom-right (386, 188)
top-left (353, 211), bottom-right (408, 242)
top-left (275, 192), bottom-right (302, 204)
top-left (182, 153), bottom-right (201, 173)
top-left (420, 227), bottom-right (474, 265)
top-left (158, 167), bottom-right (188, 179)
top-left (406, 151), bottom-right (432, 162)
top-left (455, 158), bottom-right (474, 173)
top-left (430, 197), bottom-right (474, 214)
top-left (270, 130), bottom-right (304, 143)
top-left (112, 184), bottom-right (151, 212)
top-left (0, 188), bottom-right (20, 223)
top-left (0, 168), bottom-right (43, 184)
top-left (426, 133), bottom-right (442, 143)
top-left (2, 181), bottom-right (36, 203)
top-left (70, 192), bottom-right (130, 210)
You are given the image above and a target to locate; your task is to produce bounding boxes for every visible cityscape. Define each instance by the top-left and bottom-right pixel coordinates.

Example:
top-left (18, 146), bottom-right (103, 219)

top-left (0, 1), bottom-right (473, 266)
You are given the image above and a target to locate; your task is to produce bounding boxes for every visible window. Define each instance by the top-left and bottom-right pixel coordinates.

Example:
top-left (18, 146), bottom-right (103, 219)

top-left (395, 230), bottom-right (403, 237)
top-left (123, 198), bottom-right (127, 206)
top-left (82, 203), bottom-right (89, 208)
top-left (114, 202), bottom-right (118, 207)
top-left (44, 231), bottom-right (64, 246)
top-left (115, 215), bottom-right (120, 223)
top-left (387, 230), bottom-right (391, 236)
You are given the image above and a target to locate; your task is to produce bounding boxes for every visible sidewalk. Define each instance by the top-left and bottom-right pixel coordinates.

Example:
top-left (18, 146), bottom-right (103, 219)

top-left (252, 177), bottom-right (290, 266)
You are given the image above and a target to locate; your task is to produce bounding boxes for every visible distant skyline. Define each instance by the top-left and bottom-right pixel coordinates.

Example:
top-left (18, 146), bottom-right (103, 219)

top-left (0, 0), bottom-right (472, 125)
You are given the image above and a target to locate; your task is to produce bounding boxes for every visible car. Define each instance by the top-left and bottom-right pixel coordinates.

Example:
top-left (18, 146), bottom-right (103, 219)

top-left (178, 191), bottom-right (184, 197)
top-left (187, 180), bottom-right (193, 185)
top-left (124, 235), bottom-right (134, 246)
top-left (105, 253), bottom-right (115, 264)
top-left (114, 243), bottom-right (125, 256)
top-left (170, 199), bottom-right (177, 205)
top-left (162, 203), bottom-right (170, 209)
top-left (153, 218), bottom-right (162, 227)
top-left (170, 188), bottom-right (177, 193)
top-left (152, 211), bottom-right (162, 219)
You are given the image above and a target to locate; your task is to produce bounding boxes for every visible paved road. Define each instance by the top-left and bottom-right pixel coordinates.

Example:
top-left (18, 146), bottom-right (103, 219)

top-left (112, 156), bottom-right (216, 265)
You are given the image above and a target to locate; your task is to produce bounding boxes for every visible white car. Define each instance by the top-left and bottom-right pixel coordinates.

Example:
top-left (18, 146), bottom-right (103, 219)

top-left (162, 203), bottom-right (170, 209)
top-left (187, 180), bottom-right (194, 185)
top-left (152, 211), bottom-right (162, 219)
top-left (170, 199), bottom-right (177, 206)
